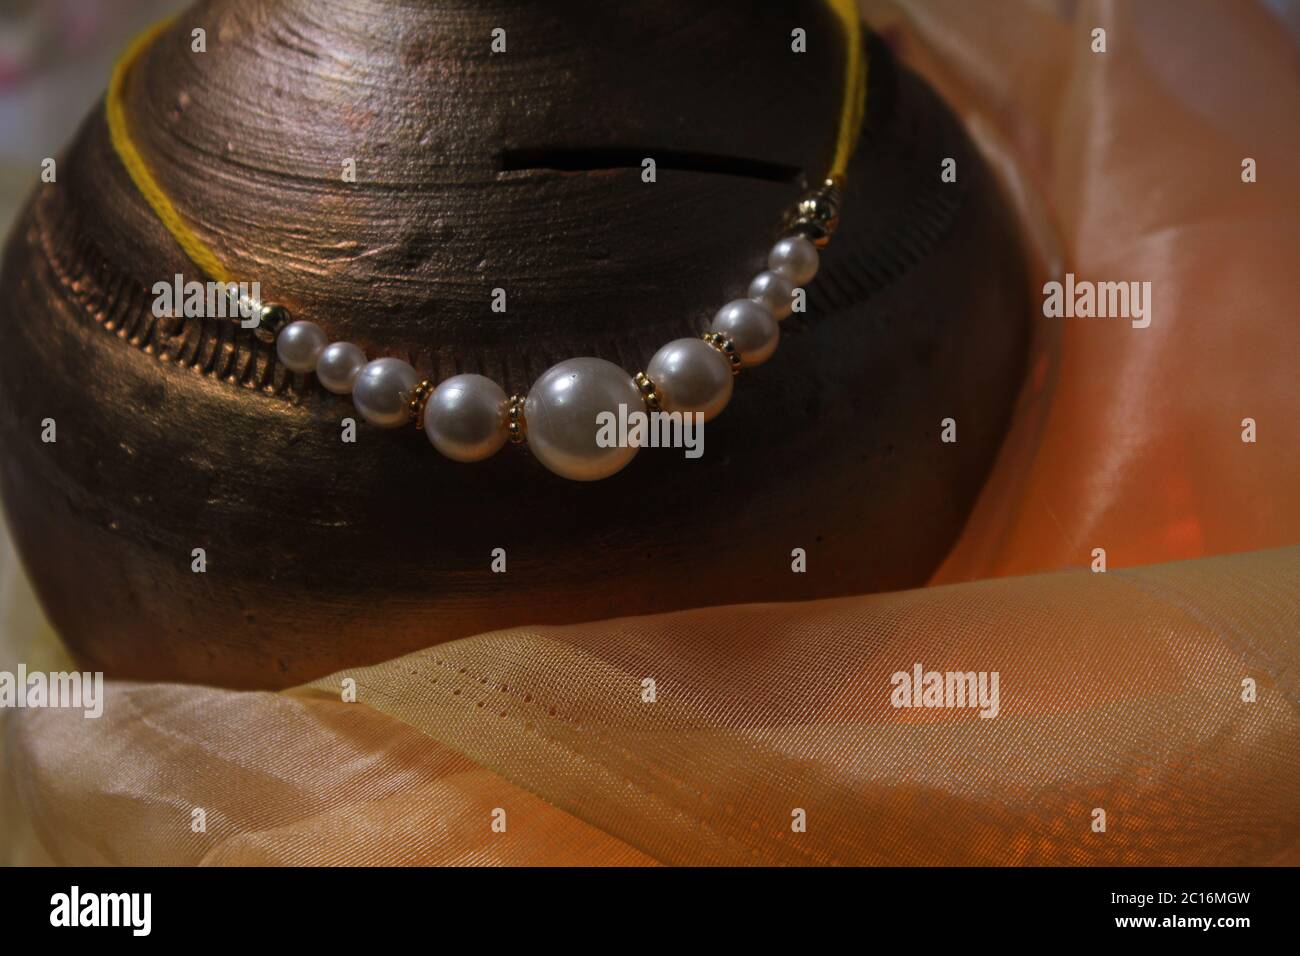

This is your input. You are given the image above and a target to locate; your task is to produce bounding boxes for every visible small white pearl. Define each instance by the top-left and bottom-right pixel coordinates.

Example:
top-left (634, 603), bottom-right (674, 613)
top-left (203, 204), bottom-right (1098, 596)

top-left (748, 270), bottom-right (796, 320)
top-left (315, 342), bottom-right (366, 394)
top-left (424, 374), bottom-right (509, 463)
top-left (768, 235), bottom-right (819, 285)
top-left (276, 320), bottom-right (327, 373)
top-left (525, 357), bottom-right (643, 481)
top-left (647, 337), bottom-right (733, 421)
top-left (709, 299), bottom-right (778, 367)
top-left (352, 357), bottom-right (420, 429)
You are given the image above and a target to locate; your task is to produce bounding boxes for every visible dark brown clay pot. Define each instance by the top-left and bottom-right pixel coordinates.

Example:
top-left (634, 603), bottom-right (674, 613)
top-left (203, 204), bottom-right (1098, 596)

top-left (0, 0), bottom-right (1031, 689)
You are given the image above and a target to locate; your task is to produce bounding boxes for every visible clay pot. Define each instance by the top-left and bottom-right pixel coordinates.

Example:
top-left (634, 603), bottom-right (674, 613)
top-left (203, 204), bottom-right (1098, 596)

top-left (0, 0), bottom-right (1031, 688)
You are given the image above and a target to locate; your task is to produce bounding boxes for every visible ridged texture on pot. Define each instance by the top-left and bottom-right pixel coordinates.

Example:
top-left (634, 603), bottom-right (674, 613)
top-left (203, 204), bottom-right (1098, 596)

top-left (0, 0), bottom-right (1031, 688)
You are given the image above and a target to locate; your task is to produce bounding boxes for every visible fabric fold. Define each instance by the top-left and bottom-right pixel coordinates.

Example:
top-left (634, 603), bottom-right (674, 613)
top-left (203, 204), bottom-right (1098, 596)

top-left (6, 547), bottom-right (1296, 865)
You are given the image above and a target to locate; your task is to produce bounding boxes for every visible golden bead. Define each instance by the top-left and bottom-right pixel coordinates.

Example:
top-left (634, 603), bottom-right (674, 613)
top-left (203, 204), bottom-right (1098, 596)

top-left (786, 179), bottom-right (842, 248)
top-left (633, 372), bottom-right (662, 412)
top-left (506, 393), bottom-right (527, 444)
top-left (700, 331), bottom-right (742, 374)
top-left (253, 303), bottom-right (291, 344)
top-left (790, 217), bottom-right (832, 248)
top-left (796, 195), bottom-right (839, 227)
top-left (407, 379), bottom-right (434, 428)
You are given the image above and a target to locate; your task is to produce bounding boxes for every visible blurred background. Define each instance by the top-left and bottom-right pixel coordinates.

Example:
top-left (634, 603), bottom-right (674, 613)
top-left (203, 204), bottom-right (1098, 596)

top-left (0, 0), bottom-right (185, 224)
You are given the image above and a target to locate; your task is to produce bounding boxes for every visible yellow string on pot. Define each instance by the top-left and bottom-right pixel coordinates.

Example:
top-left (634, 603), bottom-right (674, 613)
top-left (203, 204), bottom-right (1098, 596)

top-left (104, 15), bottom-right (233, 285)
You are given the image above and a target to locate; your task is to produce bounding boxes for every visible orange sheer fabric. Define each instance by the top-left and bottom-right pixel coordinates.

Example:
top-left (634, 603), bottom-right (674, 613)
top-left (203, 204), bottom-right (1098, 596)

top-left (7, 546), bottom-right (1297, 865)
top-left (884, 0), bottom-right (1300, 581)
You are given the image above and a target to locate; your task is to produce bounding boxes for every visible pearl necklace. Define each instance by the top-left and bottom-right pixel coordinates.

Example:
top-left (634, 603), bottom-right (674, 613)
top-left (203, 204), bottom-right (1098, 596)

top-left (106, 4), bottom-right (867, 482)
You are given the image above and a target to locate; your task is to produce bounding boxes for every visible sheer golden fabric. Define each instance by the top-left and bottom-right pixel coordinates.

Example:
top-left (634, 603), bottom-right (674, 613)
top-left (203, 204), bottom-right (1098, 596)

top-left (8, 547), bottom-right (1295, 866)
top-left (3, 0), bottom-right (1298, 865)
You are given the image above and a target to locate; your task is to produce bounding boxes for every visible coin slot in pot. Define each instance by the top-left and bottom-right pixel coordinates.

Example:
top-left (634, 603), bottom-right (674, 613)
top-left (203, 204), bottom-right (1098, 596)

top-left (499, 147), bottom-right (802, 184)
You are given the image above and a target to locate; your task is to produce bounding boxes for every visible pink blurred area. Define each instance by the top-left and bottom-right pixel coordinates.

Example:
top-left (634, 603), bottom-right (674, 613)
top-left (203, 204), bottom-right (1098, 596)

top-left (0, 0), bottom-right (185, 222)
top-left (0, 0), bottom-right (160, 87)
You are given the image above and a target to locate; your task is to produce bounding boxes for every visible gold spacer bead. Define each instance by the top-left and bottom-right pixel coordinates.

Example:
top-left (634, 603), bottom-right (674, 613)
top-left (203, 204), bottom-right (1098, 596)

top-left (701, 331), bottom-right (742, 375)
top-left (408, 379), bottom-right (434, 429)
top-left (633, 372), bottom-right (662, 412)
top-left (506, 393), bottom-right (527, 444)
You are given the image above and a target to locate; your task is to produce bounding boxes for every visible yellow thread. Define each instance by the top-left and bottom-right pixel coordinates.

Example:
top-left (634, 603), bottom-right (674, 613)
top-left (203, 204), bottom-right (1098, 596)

top-left (108, 6), bottom-right (868, 282)
top-left (106, 16), bottom-right (233, 285)
top-left (826, 0), bottom-right (869, 184)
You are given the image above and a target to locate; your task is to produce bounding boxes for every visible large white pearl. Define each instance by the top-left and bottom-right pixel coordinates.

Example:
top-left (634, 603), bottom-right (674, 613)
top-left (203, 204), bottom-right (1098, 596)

top-left (709, 299), bottom-right (779, 367)
top-left (646, 337), bottom-right (733, 421)
top-left (315, 341), bottom-right (366, 394)
top-left (276, 320), bottom-right (327, 373)
top-left (768, 235), bottom-right (819, 285)
top-left (352, 357), bottom-right (420, 428)
top-left (525, 358), bottom-right (643, 481)
top-left (424, 373), bottom-right (509, 463)
top-left (748, 270), bottom-right (795, 320)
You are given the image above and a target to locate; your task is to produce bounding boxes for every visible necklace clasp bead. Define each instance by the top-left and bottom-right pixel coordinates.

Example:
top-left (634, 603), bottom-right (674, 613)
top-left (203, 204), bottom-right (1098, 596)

top-left (253, 303), bottom-right (291, 344)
